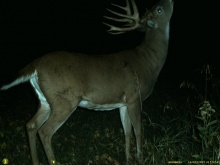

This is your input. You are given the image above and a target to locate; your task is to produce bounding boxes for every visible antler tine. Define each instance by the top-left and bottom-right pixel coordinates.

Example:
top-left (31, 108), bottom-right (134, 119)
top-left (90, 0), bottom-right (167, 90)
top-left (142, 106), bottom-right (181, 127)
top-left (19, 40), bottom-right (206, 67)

top-left (111, 0), bottom-right (131, 15)
top-left (103, 0), bottom-right (141, 34)
top-left (130, 0), bottom-right (139, 18)
top-left (103, 15), bottom-right (133, 24)
top-left (104, 0), bottom-right (132, 23)
top-left (102, 22), bottom-right (126, 34)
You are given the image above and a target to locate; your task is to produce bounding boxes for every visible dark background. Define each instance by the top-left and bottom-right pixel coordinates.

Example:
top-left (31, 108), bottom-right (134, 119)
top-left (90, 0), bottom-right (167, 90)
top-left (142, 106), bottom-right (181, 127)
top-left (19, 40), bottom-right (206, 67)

top-left (0, 1), bottom-right (219, 163)
top-left (0, 0), bottom-right (219, 84)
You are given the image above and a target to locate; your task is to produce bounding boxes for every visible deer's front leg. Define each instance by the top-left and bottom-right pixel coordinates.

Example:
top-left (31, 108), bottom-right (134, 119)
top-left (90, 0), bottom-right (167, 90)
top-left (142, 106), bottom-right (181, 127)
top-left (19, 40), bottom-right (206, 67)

top-left (127, 100), bottom-right (142, 164)
top-left (119, 106), bottom-right (132, 163)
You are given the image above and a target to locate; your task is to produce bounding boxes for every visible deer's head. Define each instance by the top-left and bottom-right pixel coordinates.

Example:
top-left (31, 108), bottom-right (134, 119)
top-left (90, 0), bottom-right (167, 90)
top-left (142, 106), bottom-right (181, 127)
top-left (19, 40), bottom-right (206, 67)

top-left (104, 0), bottom-right (174, 34)
top-left (142, 0), bottom-right (174, 30)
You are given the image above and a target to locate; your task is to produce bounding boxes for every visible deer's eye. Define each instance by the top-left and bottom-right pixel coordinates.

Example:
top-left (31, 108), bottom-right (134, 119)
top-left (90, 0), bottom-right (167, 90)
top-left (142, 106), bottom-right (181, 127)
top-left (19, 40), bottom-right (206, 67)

top-left (157, 7), bottom-right (162, 13)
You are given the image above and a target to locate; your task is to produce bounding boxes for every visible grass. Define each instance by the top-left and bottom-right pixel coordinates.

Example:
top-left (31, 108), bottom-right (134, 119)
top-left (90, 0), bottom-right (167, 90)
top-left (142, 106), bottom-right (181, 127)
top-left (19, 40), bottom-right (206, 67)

top-left (0, 64), bottom-right (220, 165)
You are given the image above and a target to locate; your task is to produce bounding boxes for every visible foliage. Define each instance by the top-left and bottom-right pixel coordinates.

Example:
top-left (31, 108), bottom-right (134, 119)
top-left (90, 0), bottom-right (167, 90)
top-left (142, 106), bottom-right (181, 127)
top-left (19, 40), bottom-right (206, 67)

top-left (192, 100), bottom-right (220, 160)
top-left (180, 64), bottom-right (220, 161)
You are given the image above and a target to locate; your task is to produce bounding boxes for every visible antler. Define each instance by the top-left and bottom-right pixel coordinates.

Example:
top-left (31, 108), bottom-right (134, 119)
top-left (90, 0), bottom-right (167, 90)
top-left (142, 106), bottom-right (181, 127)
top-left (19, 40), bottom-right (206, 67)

top-left (103, 0), bottom-right (142, 34)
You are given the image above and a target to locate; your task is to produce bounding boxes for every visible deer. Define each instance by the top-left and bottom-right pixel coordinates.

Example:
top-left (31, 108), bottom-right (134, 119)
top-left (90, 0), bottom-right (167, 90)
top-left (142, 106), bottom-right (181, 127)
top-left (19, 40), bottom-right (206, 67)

top-left (1, 0), bottom-right (174, 164)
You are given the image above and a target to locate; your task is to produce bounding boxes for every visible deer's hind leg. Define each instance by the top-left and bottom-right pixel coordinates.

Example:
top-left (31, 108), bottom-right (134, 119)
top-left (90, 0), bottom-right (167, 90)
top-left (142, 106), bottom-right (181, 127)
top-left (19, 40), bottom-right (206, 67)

top-left (26, 101), bottom-right (51, 165)
top-left (38, 95), bottom-right (79, 165)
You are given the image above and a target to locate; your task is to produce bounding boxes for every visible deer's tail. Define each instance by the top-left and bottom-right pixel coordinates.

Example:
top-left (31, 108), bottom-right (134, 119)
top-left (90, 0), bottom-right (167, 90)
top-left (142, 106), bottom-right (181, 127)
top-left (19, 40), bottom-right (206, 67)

top-left (1, 64), bottom-right (36, 90)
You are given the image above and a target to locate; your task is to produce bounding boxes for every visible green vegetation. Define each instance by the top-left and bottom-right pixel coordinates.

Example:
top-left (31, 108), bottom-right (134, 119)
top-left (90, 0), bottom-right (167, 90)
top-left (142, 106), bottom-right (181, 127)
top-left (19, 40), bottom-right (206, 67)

top-left (0, 64), bottom-right (219, 165)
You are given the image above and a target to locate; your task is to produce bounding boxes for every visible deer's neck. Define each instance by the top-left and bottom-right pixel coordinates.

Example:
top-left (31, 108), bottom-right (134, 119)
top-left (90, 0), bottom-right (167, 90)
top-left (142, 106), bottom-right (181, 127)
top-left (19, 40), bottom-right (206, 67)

top-left (133, 23), bottom-right (170, 99)
top-left (136, 23), bottom-right (170, 74)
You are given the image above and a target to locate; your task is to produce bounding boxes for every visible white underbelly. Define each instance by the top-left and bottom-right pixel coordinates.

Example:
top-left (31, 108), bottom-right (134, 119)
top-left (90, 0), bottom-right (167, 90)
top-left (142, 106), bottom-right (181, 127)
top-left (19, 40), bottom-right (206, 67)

top-left (78, 100), bottom-right (125, 111)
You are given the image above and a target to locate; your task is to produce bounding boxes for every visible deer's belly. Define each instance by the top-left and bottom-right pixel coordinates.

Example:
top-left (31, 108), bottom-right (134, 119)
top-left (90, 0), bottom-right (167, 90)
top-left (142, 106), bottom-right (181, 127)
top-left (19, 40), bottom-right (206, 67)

top-left (78, 100), bottom-right (125, 111)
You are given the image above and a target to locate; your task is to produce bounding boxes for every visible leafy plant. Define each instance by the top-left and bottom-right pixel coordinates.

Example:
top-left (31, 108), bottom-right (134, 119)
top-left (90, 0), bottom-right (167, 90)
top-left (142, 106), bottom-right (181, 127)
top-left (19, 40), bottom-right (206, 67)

top-left (181, 64), bottom-right (220, 160)
top-left (192, 100), bottom-right (219, 160)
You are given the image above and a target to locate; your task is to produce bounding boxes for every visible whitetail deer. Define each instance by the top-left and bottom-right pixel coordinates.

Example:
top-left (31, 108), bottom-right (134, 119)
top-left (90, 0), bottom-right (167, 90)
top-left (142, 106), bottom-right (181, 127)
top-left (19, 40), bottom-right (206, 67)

top-left (1, 0), bottom-right (174, 164)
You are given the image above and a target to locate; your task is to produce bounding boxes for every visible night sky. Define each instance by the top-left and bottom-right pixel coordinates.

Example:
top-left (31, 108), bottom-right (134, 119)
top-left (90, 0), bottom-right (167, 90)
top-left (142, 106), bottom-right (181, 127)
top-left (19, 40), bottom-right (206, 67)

top-left (1, 0), bottom-right (219, 84)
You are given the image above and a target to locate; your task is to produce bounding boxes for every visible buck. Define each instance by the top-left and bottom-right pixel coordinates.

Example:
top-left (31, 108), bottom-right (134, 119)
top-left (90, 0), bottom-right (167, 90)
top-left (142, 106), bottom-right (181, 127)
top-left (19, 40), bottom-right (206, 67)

top-left (1, 0), bottom-right (174, 164)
